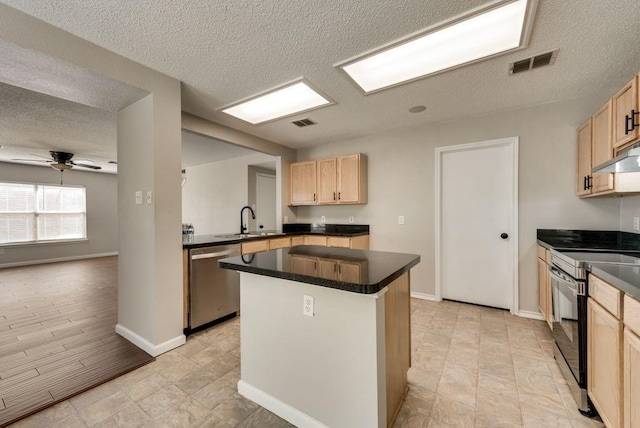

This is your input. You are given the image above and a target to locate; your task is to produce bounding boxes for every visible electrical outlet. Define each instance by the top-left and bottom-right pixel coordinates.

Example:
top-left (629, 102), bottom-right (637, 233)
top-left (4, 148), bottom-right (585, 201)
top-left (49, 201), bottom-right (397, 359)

top-left (348, 216), bottom-right (354, 223)
top-left (135, 191), bottom-right (142, 205)
top-left (303, 295), bottom-right (314, 317)
top-left (634, 217), bottom-right (640, 231)
top-left (0, 249), bottom-right (5, 255)
top-left (321, 215), bottom-right (326, 223)
top-left (284, 216), bottom-right (289, 224)
top-left (399, 215), bottom-right (405, 225)
top-left (146, 191), bottom-right (153, 205)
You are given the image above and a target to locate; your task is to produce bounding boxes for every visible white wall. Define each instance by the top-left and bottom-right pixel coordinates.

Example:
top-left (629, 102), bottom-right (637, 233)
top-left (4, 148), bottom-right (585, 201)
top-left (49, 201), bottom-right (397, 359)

top-left (296, 96), bottom-right (623, 313)
top-left (0, 162), bottom-right (117, 266)
top-left (620, 196), bottom-right (640, 233)
top-left (182, 152), bottom-right (278, 235)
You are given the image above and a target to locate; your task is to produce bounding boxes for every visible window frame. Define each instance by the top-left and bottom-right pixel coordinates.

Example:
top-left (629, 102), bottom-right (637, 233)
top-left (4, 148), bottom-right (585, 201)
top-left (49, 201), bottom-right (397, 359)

top-left (0, 180), bottom-right (88, 246)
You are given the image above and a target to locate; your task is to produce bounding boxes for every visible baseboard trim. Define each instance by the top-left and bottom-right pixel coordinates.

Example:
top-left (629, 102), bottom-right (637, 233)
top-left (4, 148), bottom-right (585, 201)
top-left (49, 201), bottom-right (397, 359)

top-left (410, 292), bottom-right (437, 301)
top-left (0, 252), bottom-right (118, 268)
top-left (517, 310), bottom-right (545, 320)
top-left (238, 380), bottom-right (329, 428)
top-left (115, 324), bottom-right (185, 357)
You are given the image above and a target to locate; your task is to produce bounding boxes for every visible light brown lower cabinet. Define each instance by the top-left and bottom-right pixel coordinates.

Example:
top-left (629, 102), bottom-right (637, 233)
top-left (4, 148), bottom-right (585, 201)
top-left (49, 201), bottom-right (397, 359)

top-left (385, 272), bottom-right (410, 427)
top-left (242, 234), bottom-right (370, 254)
top-left (624, 328), bottom-right (640, 428)
top-left (536, 245), bottom-right (552, 330)
top-left (588, 297), bottom-right (623, 428)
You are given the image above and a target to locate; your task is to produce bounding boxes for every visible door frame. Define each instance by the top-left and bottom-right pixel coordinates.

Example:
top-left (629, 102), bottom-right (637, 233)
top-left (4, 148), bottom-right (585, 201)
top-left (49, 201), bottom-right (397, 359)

top-left (434, 137), bottom-right (519, 314)
top-left (255, 171), bottom-right (277, 230)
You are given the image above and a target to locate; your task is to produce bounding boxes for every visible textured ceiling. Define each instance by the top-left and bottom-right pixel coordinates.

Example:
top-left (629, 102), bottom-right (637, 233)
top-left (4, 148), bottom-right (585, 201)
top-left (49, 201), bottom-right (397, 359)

top-left (2, 0), bottom-right (640, 150)
top-left (0, 82), bottom-right (256, 173)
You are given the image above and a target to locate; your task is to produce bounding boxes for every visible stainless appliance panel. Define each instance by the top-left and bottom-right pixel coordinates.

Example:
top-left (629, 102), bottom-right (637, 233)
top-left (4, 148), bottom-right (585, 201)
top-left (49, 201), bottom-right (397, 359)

top-left (189, 244), bottom-right (241, 330)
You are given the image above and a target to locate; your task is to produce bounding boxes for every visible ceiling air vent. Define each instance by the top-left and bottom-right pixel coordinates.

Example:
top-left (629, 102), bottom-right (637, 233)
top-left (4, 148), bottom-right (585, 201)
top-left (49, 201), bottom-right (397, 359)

top-left (292, 118), bottom-right (316, 128)
top-left (509, 49), bottom-right (559, 75)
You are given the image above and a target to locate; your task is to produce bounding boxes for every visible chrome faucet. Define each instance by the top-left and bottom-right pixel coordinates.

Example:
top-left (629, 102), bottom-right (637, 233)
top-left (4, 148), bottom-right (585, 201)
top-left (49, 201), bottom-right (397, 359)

top-left (240, 205), bottom-right (256, 234)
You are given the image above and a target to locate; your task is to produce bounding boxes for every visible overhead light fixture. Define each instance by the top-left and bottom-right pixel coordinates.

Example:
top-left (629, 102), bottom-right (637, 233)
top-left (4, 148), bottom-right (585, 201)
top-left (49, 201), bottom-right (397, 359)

top-left (337, 0), bottom-right (537, 94)
top-left (220, 79), bottom-right (334, 125)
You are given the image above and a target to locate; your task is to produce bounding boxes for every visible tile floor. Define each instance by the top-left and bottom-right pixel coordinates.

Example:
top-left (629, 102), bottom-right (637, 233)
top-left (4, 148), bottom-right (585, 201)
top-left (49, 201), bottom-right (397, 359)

top-left (10, 299), bottom-right (604, 427)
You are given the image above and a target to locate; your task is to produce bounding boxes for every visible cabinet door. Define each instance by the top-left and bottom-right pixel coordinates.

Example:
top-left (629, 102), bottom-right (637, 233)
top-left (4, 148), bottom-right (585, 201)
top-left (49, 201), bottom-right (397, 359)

top-left (317, 158), bottom-right (337, 204)
top-left (625, 328), bottom-right (640, 428)
top-left (613, 76), bottom-right (638, 149)
top-left (338, 262), bottom-right (361, 283)
top-left (592, 100), bottom-right (614, 193)
top-left (289, 256), bottom-right (317, 276)
top-left (318, 259), bottom-right (338, 280)
top-left (305, 235), bottom-right (327, 246)
top-left (290, 236), bottom-right (305, 247)
top-left (337, 154), bottom-right (361, 203)
top-left (327, 236), bottom-right (351, 248)
top-left (290, 161), bottom-right (317, 205)
top-left (537, 258), bottom-right (548, 320)
top-left (577, 119), bottom-right (593, 196)
top-left (588, 298), bottom-right (623, 428)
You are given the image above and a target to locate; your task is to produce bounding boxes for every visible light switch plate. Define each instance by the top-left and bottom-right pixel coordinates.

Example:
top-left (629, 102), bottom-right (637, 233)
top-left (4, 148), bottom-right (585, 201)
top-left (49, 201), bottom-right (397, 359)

top-left (146, 191), bottom-right (153, 205)
top-left (320, 215), bottom-right (326, 223)
top-left (348, 216), bottom-right (354, 223)
top-left (399, 215), bottom-right (405, 225)
top-left (634, 217), bottom-right (639, 231)
top-left (135, 191), bottom-right (142, 205)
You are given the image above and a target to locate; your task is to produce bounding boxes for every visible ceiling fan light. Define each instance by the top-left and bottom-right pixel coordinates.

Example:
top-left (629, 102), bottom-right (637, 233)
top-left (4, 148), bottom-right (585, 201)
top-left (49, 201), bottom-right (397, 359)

top-left (51, 162), bottom-right (72, 171)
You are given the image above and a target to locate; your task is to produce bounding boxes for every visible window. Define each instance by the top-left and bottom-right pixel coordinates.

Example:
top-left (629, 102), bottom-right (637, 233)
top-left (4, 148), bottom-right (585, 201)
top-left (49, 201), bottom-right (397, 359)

top-left (0, 182), bottom-right (86, 244)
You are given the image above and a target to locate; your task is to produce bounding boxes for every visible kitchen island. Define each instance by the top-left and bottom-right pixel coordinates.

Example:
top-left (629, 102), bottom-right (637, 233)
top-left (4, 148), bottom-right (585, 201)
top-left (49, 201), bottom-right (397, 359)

top-left (219, 246), bottom-right (420, 428)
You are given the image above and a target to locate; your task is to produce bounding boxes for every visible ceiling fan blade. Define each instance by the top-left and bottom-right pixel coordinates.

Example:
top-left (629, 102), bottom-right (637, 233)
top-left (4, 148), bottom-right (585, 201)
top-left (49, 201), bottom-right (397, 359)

top-left (30, 153), bottom-right (54, 160)
top-left (73, 163), bottom-right (102, 170)
top-left (11, 158), bottom-right (51, 163)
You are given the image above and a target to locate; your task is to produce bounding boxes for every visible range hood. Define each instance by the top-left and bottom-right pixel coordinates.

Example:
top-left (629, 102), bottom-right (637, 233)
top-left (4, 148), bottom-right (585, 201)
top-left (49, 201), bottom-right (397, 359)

top-left (593, 142), bottom-right (640, 173)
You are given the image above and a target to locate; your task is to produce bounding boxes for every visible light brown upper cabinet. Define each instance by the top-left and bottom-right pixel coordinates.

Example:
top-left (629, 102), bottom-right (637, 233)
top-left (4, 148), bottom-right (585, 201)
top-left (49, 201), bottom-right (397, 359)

top-left (577, 71), bottom-right (640, 199)
top-left (337, 154), bottom-right (367, 204)
top-left (591, 100), bottom-right (614, 194)
top-left (289, 161), bottom-right (317, 205)
top-left (612, 74), bottom-right (638, 149)
top-left (289, 154), bottom-right (367, 206)
top-left (317, 158), bottom-right (337, 203)
top-left (577, 118), bottom-right (593, 196)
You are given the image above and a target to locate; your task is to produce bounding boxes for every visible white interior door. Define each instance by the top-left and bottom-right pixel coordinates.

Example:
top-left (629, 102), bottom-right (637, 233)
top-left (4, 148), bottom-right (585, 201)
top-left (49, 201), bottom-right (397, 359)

top-left (437, 138), bottom-right (518, 311)
top-left (256, 173), bottom-right (276, 231)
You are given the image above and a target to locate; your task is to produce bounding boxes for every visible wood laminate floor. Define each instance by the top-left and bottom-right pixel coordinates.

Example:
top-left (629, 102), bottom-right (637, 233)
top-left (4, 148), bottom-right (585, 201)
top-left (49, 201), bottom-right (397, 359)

top-left (0, 257), bottom-right (153, 427)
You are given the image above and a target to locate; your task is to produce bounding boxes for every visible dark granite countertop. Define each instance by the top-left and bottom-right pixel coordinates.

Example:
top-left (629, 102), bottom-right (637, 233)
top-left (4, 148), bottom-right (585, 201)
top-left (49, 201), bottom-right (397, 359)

top-left (183, 224), bottom-right (370, 249)
top-left (537, 229), bottom-right (640, 300)
top-left (218, 245), bottom-right (420, 295)
top-left (537, 229), bottom-right (640, 251)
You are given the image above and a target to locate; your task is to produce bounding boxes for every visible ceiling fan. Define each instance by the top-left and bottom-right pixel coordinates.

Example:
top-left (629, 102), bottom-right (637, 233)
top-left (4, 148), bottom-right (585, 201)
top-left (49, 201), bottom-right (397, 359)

top-left (12, 151), bottom-right (102, 170)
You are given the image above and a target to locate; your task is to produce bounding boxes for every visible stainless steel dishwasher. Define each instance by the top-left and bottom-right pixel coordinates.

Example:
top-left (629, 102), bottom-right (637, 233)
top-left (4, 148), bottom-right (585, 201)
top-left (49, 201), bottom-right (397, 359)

top-left (189, 244), bottom-right (241, 330)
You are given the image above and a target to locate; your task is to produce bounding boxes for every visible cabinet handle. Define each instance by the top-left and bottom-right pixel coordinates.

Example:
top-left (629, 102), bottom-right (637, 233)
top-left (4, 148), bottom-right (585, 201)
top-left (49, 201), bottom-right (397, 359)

top-left (587, 175), bottom-right (593, 190)
top-left (333, 192), bottom-right (336, 201)
top-left (583, 176), bottom-right (587, 191)
top-left (313, 193), bottom-right (316, 201)
top-left (625, 110), bottom-right (639, 135)
top-left (338, 192), bottom-right (341, 200)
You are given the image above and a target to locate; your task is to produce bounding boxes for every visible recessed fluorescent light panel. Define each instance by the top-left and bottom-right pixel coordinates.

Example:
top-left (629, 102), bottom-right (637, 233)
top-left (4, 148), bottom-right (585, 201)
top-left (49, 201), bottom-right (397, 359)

top-left (339, 0), bottom-right (536, 93)
top-left (221, 81), bottom-right (333, 125)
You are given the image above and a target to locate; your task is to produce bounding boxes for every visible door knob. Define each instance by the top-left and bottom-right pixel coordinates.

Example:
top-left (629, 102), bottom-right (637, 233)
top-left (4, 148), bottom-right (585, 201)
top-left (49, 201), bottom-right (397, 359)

top-left (500, 233), bottom-right (509, 239)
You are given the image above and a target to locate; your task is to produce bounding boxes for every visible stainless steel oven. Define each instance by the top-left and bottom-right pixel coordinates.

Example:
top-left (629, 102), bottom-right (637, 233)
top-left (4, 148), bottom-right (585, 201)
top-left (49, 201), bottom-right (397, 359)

top-left (548, 249), bottom-right (640, 416)
top-left (548, 262), bottom-right (589, 414)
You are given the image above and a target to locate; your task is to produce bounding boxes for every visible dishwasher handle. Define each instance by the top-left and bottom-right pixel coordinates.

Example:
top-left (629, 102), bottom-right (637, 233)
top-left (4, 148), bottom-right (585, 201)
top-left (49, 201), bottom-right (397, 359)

top-left (191, 250), bottom-right (236, 260)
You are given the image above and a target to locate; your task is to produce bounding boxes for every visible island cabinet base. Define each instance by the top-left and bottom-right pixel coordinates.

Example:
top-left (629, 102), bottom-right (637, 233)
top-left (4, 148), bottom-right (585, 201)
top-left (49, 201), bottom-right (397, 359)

top-left (237, 272), bottom-right (411, 428)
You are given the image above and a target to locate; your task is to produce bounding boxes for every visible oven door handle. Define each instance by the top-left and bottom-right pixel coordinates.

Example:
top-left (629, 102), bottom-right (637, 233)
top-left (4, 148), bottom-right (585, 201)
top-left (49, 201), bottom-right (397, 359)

top-left (549, 266), bottom-right (585, 296)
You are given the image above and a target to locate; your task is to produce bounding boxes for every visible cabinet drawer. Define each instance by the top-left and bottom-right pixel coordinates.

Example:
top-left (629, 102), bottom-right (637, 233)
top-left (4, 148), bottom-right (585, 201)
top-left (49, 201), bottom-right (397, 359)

top-left (269, 237), bottom-right (291, 250)
top-left (242, 239), bottom-right (270, 255)
top-left (290, 236), bottom-right (305, 247)
top-left (590, 275), bottom-right (622, 318)
top-left (327, 236), bottom-right (351, 248)
top-left (625, 294), bottom-right (640, 336)
top-left (305, 235), bottom-right (327, 246)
